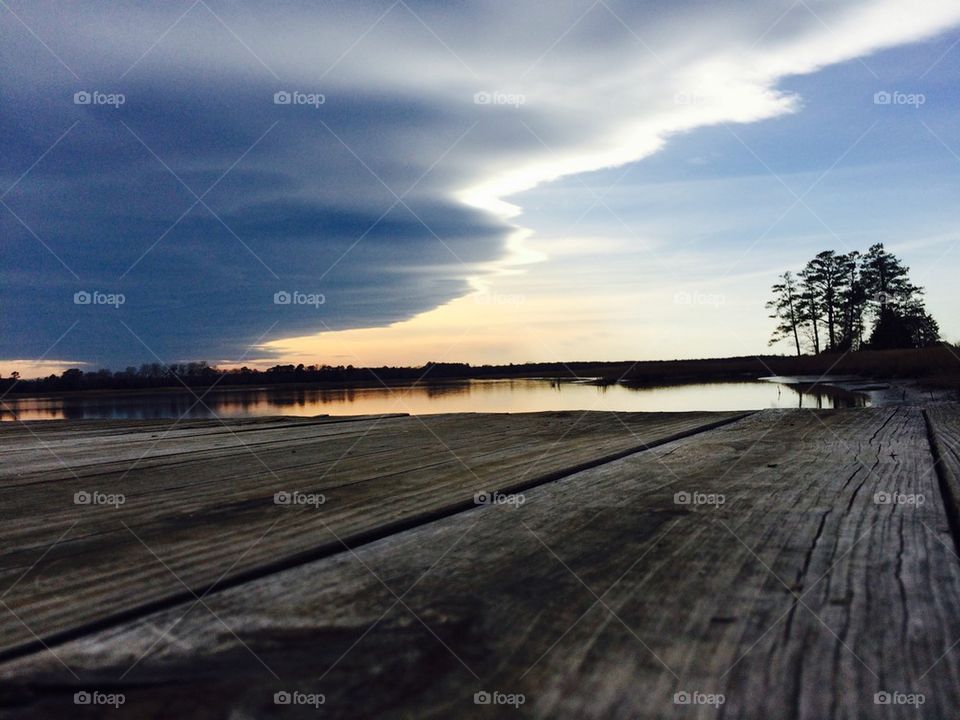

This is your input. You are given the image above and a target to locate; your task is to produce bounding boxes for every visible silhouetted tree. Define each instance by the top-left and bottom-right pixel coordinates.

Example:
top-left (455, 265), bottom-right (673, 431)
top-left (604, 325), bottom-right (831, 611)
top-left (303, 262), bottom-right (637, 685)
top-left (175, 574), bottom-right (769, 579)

top-left (838, 251), bottom-right (866, 351)
top-left (860, 243), bottom-right (917, 312)
top-left (770, 243), bottom-right (939, 353)
top-left (870, 302), bottom-right (940, 350)
top-left (767, 271), bottom-right (803, 356)
top-left (800, 251), bottom-right (851, 352)
top-left (797, 270), bottom-right (822, 354)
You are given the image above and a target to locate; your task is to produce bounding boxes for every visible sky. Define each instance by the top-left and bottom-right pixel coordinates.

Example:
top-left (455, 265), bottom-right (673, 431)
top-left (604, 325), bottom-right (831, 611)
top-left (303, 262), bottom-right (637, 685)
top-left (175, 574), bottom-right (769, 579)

top-left (2, 0), bottom-right (959, 376)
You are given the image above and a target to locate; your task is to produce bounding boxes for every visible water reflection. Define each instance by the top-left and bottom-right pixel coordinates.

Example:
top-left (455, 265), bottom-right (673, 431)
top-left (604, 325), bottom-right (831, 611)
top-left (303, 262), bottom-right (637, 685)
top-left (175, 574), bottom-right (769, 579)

top-left (0, 378), bottom-right (867, 422)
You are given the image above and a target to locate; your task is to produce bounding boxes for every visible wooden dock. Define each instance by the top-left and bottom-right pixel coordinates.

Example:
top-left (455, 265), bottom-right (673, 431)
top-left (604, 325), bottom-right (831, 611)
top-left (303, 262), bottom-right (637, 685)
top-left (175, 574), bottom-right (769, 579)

top-left (1, 406), bottom-right (959, 718)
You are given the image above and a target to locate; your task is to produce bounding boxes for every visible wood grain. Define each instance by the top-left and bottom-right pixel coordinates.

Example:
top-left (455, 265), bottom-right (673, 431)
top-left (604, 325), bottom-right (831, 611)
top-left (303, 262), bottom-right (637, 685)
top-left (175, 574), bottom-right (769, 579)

top-left (0, 411), bottom-right (744, 662)
top-left (2, 406), bottom-right (957, 719)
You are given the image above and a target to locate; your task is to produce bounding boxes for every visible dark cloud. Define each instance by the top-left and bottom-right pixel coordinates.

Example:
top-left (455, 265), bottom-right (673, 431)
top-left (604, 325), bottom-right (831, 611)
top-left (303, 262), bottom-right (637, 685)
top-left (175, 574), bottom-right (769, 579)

top-left (1, 22), bottom-right (507, 365)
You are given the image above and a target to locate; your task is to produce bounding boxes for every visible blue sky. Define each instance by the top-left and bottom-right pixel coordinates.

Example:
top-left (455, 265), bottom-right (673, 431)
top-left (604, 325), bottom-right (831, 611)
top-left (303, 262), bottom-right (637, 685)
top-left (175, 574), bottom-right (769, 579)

top-left (1, 1), bottom-right (959, 373)
top-left (509, 35), bottom-right (960, 359)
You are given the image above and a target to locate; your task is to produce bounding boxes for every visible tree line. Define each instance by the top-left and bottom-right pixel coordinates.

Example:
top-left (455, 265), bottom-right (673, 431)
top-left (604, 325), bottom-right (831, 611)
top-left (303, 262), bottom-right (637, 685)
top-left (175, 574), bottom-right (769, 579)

top-left (767, 243), bottom-right (939, 356)
top-left (0, 362), bottom-right (470, 394)
top-left (0, 361), bottom-right (612, 394)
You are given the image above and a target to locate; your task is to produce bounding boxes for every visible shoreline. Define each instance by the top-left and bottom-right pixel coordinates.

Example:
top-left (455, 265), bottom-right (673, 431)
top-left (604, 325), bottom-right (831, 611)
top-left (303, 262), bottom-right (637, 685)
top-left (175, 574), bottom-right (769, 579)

top-left (5, 347), bottom-right (957, 399)
top-left (3, 373), bottom-right (956, 408)
top-left (3, 346), bottom-right (957, 414)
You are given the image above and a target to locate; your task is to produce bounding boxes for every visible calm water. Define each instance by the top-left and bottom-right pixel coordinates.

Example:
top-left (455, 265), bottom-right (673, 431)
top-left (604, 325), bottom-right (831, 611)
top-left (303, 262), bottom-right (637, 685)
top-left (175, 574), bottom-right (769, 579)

top-left (0, 378), bottom-right (867, 422)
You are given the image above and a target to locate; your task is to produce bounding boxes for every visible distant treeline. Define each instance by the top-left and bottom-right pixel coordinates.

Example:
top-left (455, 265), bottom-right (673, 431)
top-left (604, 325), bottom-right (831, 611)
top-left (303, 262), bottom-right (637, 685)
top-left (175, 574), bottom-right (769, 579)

top-left (767, 243), bottom-right (939, 355)
top-left (3, 346), bottom-right (959, 395)
top-left (0, 361), bottom-right (623, 394)
top-left (613, 346), bottom-right (960, 388)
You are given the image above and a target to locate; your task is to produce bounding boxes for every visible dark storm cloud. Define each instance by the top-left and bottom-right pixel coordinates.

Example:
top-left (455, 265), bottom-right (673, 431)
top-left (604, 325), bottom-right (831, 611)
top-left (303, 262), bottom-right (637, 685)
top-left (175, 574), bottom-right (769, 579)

top-left (1, 5), bottom-right (506, 365)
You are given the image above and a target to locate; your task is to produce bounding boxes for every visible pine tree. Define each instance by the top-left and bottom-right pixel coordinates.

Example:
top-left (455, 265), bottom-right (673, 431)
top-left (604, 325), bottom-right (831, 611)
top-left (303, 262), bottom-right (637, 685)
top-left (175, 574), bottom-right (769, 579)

top-left (860, 243), bottom-right (917, 312)
top-left (837, 251), bottom-right (867, 351)
top-left (768, 244), bottom-right (939, 353)
top-left (800, 251), bottom-right (851, 352)
top-left (798, 264), bottom-right (823, 354)
top-left (766, 271), bottom-right (803, 356)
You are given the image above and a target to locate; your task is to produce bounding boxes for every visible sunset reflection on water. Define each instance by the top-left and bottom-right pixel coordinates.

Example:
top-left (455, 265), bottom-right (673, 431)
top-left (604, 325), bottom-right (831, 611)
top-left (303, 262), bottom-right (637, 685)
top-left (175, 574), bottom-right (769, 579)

top-left (0, 378), bottom-right (867, 422)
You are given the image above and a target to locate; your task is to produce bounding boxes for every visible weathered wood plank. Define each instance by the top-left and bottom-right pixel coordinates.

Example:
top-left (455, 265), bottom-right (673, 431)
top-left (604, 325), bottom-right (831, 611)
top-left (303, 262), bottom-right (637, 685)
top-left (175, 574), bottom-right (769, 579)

top-left (0, 411), bottom-right (744, 660)
top-left (926, 404), bottom-right (960, 534)
top-left (2, 407), bottom-right (956, 719)
top-left (0, 413), bottom-right (313, 438)
top-left (0, 414), bottom-right (406, 482)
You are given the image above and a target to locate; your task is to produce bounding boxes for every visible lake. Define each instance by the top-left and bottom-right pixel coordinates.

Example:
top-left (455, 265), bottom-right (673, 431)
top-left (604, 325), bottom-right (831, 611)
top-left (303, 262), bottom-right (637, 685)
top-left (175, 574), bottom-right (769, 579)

top-left (0, 377), bottom-right (868, 422)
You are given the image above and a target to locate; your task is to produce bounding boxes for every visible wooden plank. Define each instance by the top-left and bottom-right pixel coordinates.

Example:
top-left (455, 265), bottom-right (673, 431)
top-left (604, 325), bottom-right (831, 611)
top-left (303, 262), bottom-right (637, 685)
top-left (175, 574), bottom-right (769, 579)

top-left (0, 414), bottom-right (407, 482)
top-left (926, 405), bottom-right (960, 534)
top-left (0, 411), bottom-right (745, 660)
top-left (0, 414), bottom-right (308, 438)
top-left (2, 407), bottom-right (958, 719)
